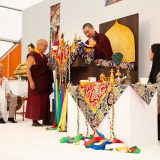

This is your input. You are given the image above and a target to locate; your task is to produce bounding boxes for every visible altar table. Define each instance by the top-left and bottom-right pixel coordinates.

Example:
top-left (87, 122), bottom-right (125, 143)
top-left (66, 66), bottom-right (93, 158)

top-left (67, 84), bottom-right (158, 147)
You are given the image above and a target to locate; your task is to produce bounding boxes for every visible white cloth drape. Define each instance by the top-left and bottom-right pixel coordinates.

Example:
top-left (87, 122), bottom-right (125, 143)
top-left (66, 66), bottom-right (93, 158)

top-left (0, 77), bottom-right (10, 120)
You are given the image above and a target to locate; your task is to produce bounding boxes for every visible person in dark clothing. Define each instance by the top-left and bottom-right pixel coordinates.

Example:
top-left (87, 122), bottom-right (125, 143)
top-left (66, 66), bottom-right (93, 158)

top-left (82, 23), bottom-right (113, 60)
top-left (148, 43), bottom-right (160, 140)
top-left (26, 39), bottom-right (53, 127)
top-left (27, 43), bottom-right (35, 53)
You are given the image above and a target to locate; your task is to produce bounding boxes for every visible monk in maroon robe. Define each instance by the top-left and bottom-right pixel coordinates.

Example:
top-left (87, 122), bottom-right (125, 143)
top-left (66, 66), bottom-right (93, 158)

top-left (26, 39), bottom-right (53, 126)
top-left (83, 23), bottom-right (113, 60)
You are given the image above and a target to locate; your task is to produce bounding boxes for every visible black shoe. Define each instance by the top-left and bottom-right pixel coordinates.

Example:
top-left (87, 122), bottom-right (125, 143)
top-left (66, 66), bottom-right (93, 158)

top-left (8, 118), bottom-right (18, 123)
top-left (43, 120), bottom-right (52, 125)
top-left (0, 118), bottom-right (6, 124)
top-left (32, 121), bottom-right (43, 127)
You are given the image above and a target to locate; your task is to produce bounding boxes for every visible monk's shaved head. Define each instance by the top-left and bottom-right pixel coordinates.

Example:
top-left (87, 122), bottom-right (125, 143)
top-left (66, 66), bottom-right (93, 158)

top-left (37, 39), bottom-right (48, 46)
top-left (36, 39), bottom-right (48, 53)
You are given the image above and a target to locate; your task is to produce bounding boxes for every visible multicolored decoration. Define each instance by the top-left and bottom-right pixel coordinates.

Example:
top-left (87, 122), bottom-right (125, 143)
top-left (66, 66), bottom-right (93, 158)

top-left (70, 83), bottom-right (157, 131)
top-left (60, 130), bottom-right (141, 153)
top-left (77, 83), bottom-right (113, 130)
top-left (48, 31), bottom-right (96, 132)
top-left (48, 16), bottom-right (154, 155)
top-left (112, 52), bottom-right (123, 67)
top-left (49, 29), bottom-right (73, 131)
top-left (94, 59), bottom-right (135, 70)
top-left (113, 84), bottom-right (157, 105)
top-left (57, 89), bottom-right (68, 131)
top-left (48, 35), bottom-right (95, 71)
top-left (131, 84), bottom-right (157, 104)
top-left (63, 83), bottom-right (157, 153)
top-left (113, 84), bottom-right (128, 103)
top-left (69, 36), bottom-right (95, 65)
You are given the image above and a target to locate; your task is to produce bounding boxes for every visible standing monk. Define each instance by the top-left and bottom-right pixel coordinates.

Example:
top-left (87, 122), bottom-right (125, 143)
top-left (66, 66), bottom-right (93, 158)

top-left (82, 23), bottom-right (113, 60)
top-left (26, 39), bottom-right (53, 126)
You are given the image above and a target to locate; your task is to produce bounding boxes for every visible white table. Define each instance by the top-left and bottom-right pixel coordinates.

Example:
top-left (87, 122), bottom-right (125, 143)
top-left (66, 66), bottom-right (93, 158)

top-left (9, 79), bottom-right (28, 97)
top-left (67, 85), bottom-right (158, 148)
top-left (8, 80), bottom-right (28, 120)
top-left (9, 80), bottom-right (54, 114)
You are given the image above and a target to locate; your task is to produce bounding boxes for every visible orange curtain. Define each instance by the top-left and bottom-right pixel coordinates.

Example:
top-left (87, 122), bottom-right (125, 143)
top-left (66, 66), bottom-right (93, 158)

top-left (9, 43), bottom-right (21, 77)
top-left (0, 56), bottom-right (9, 77)
top-left (0, 43), bottom-right (21, 78)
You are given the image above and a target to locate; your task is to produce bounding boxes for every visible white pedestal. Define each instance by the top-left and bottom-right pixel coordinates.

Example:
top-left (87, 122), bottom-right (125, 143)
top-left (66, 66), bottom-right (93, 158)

top-left (67, 85), bottom-right (158, 148)
top-left (67, 93), bottom-right (93, 136)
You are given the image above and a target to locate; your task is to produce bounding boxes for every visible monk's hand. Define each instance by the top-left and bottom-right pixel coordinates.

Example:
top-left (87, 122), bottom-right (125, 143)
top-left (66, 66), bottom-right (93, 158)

top-left (30, 81), bottom-right (35, 90)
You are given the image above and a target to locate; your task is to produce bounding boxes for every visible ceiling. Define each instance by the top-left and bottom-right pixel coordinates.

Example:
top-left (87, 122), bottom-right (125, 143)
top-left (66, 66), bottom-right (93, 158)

top-left (0, 0), bottom-right (44, 58)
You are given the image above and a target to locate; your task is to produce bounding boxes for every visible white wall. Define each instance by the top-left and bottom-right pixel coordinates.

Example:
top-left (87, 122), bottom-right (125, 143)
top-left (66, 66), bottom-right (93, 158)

top-left (22, 0), bottom-right (58, 60)
top-left (22, 0), bottom-right (160, 78)
top-left (22, 0), bottom-right (94, 60)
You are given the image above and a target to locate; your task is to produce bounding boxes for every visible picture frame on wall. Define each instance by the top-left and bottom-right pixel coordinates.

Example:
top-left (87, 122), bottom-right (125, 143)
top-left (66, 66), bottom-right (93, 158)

top-left (99, 13), bottom-right (139, 83)
top-left (105, 0), bottom-right (122, 6)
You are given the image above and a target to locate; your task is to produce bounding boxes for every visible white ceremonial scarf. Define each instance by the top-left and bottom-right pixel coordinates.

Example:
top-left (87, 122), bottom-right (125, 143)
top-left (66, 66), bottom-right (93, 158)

top-left (0, 77), bottom-right (9, 120)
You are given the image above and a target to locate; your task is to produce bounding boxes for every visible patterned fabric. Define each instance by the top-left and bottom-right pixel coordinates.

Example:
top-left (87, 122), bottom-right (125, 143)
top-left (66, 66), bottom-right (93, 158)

top-left (47, 41), bottom-right (95, 72)
top-left (70, 85), bottom-right (79, 101)
top-left (94, 59), bottom-right (135, 70)
top-left (131, 84), bottom-right (157, 104)
top-left (46, 53), bottom-right (57, 70)
top-left (78, 87), bottom-right (113, 130)
top-left (69, 50), bottom-right (78, 65)
top-left (70, 83), bottom-right (157, 130)
top-left (70, 84), bottom-right (113, 130)
top-left (113, 84), bottom-right (128, 103)
top-left (113, 84), bottom-right (157, 104)
top-left (69, 45), bottom-right (95, 65)
top-left (79, 83), bottom-right (109, 112)
top-left (79, 46), bottom-right (95, 64)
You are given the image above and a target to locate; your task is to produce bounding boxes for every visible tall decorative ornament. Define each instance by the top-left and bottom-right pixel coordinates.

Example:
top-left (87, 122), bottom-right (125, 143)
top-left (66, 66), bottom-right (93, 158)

top-left (50, 3), bottom-right (60, 128)
top-left (50, 3), bottom-right (60, 49)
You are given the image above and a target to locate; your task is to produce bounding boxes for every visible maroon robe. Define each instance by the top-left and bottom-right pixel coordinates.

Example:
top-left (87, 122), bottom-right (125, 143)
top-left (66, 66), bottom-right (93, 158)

top-left (86, 32), bottom-right (113, 60)
top-left (25, 51), bottom-right (53, 121)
